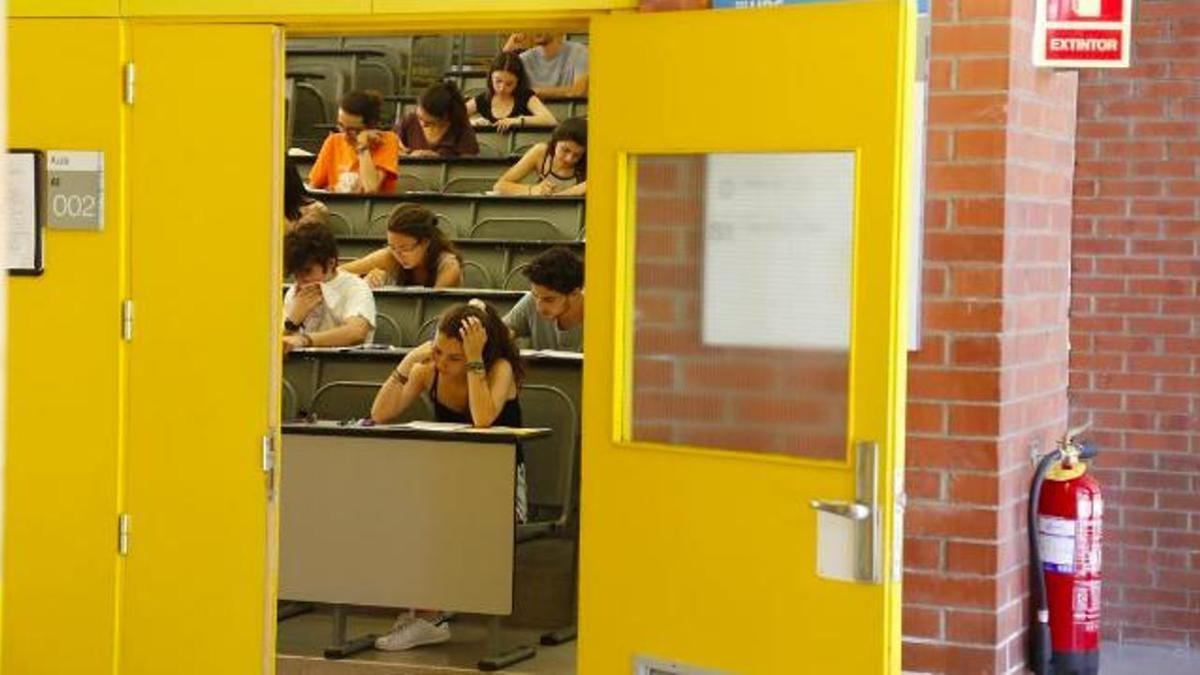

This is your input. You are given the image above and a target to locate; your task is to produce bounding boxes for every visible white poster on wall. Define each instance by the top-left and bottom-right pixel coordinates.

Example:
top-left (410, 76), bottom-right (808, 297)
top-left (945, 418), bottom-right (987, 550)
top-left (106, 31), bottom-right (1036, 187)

top-left (701, 153), bottom-right (855, 350)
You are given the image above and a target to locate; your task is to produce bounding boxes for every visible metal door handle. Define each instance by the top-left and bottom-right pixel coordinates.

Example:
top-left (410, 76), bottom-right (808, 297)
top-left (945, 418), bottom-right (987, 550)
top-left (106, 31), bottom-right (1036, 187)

top-left (810, 499), bottom-right (870, 521)
top-left (810, 441), bottom-right (883, 584)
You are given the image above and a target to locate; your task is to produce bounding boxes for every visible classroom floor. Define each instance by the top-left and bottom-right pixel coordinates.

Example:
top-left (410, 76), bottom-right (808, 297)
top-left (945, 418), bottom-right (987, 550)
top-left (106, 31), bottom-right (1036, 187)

top-left (277, 537), bottom-right (577, 675)
top-left (277, 611), bottom-right (575, 675)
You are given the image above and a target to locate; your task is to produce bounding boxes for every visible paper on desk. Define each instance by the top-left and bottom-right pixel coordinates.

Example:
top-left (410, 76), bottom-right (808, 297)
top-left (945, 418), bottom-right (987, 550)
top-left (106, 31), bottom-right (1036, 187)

top-left (525, 349), bottom-right (582, 360)
top-left (402, 421), bottom-right (471, 431)
top-left (462, 426), bottom-right (551, 436)
top-left (287, 147), bottom-right (315, 157)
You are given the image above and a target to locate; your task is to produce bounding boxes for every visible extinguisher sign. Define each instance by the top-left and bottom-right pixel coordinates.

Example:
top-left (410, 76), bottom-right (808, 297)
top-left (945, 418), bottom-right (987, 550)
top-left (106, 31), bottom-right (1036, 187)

top-left (1033, 0), bottom-right (1132, 69)
top-left (1038, 515), bottom-right (1076, 573)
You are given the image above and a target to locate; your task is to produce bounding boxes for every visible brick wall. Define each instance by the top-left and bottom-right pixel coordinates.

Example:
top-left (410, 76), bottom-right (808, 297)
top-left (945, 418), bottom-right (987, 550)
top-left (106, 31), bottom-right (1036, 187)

top-left (903, 1), bottom-right (1076, 672)
top-left (1069, 0), bottom-right (1200, 650)
top-left (631, 156), bottom-right (848, 460)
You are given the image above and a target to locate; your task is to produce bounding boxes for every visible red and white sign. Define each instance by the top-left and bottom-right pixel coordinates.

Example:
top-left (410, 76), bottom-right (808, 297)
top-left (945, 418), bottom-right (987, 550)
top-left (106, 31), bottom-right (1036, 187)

top-left (1034, 0), bottom-right (1132, 68)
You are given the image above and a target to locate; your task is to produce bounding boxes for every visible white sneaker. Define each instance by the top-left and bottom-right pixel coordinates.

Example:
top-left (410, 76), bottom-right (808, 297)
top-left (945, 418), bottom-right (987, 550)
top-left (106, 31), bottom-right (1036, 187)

top-left (374, 616), bottom-right (451, 651)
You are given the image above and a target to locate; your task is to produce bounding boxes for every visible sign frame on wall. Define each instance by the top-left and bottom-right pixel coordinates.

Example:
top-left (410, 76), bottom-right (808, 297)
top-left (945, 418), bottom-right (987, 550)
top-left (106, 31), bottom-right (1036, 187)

top-left (1033, 0), bottom-right (1132, 69)
top-left (6, 149), bottom-right (46, 276)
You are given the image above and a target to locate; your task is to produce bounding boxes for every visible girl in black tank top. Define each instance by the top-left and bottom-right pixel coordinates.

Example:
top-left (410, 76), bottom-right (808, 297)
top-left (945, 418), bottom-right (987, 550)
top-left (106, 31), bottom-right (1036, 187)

top-left (465, 52), bottom-right (558, 131)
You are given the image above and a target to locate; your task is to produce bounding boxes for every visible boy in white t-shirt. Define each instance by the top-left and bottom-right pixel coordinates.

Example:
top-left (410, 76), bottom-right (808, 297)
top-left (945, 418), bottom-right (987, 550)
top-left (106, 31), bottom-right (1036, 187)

top-left (283, 221), bottom-right (376, 352)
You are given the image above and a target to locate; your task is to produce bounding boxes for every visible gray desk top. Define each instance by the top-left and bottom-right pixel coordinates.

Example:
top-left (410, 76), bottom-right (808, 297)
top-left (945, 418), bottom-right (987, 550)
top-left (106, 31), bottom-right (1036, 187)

top-left (282, 420), bottom-right (550, 444)
top-left (287, 345), bottom-right (582, 364)
top-left (312, 190), bottom-right (584, 204)
top-left (337, 235), bottom-right (585, 248)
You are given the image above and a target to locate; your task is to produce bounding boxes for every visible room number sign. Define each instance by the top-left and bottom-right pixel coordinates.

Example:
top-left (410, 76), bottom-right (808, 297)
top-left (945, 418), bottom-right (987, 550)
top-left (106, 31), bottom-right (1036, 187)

top-left (46, 150), bottom-right (104, 231)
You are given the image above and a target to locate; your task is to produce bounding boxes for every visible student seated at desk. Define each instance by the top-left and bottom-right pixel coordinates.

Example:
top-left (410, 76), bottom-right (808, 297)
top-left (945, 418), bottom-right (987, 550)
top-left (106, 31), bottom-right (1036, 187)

top-left (285, 156), bottom-right (328, 231)
top-left (493, 117), bottom-right (586, 197)
top-left (465, 52), bottom-right (558, 132)
top-left (388, 245), bottom-right (583, 386)
top-left (369, 300), bottom-right (526, 651)
top-left (395, 81), bottom-right (480, 158)
top-left (308, 89), bottom-right (400, 194)
top-left (503, 32), bottom-right (589, 99)
top-left (283, 221), bottom-right (376, 352)
top-left (504, 245), bottom-right (584, 352)
top-left (339, 203), bottom-right (462, 288)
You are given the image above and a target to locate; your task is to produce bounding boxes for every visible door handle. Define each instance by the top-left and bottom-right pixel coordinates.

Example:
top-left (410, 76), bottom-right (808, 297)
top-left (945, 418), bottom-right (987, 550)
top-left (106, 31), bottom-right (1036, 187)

top-left (810, 499), bottom-right (870, 521)
top-left (810, 441), bottom-right (882, 584)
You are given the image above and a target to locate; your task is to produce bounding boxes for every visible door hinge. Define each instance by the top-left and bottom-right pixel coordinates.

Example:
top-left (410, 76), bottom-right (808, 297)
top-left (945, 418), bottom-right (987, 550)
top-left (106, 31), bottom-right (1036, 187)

top-left (123, 62), bottom-right (135, 105)
top-left (121, 299), bottom-right (134, 342)
top-left (117, 513), bottom-right (131, 556)
top-left (262, 433), bottom-right (276, 473)
top-left (262, 431), bottom-right (277, 501)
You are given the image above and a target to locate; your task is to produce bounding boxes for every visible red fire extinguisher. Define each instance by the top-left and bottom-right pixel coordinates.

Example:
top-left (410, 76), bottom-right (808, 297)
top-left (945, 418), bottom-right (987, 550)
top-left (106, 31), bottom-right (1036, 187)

top-left (1029, 437), bottom-right (1102, 675)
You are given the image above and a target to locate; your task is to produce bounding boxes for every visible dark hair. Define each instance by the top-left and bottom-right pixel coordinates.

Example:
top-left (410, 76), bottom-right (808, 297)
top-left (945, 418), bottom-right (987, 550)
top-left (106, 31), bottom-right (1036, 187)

top-left (523, 246), bottom-right (583, 294)
top-left (418, 81), bottom-right (471, 133)
top-left (284, 220), bottom-right (339, 277)
top-left (485, 52), bottom-right (534, 101)
top-left (284, 156), bottom-right (314, 222)
top-left (340, 89), bottom-right (385, 127)
top-left (437, 302), bottom-right (525, 383)
top-left (386, 203), bottom-right (460, 287)
top-left (544, 117), bottom-right (587, 182)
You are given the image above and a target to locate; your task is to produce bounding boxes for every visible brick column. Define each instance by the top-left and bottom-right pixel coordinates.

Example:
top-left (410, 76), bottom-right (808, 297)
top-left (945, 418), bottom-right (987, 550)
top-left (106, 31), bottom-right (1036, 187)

top-left (1070, 0), bottom-right (1200, 651)
top-left (903, 1), bottom-right (1077, 673)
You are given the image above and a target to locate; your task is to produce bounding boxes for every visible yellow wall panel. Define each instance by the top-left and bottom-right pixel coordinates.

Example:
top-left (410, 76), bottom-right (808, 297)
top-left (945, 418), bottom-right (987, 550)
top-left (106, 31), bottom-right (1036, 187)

top-left (8, 0), bottom-right (119, 16)
top-left (4, 18), bottom-right (126, 675)
top-left (120, 0), bottom-right (370, 16)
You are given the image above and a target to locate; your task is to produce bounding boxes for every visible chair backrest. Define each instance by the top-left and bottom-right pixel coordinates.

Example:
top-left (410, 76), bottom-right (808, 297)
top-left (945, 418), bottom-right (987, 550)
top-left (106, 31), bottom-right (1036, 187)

top-left (309, 380), bottom-right (434, 423)
top-left (282, 378), bottom-right (299, 421)
top-left (470, 217), bottom-right (568, 242)
top-left (355, 59), bottom-right (398, 96)
top-left (370, 210), bottom-right (459, 238)
top-left (518, 384), bottom-right (579, 522)
top-left (460, 260), bottom-right (494, 289)
top-left (415, 316), bottom-right (440, 345)
top-left (325, 212), bottom-right (355, 235)
top-left (476, 139), bottom-right (505, 158)
top-left (396, 173), bottom-right (433, 193)
top-left (441, 176), bottom-right (495, 194)
top-left (503, 263), bottom-right (530, 291)
top-left (374, 313), bottom-right (402, 346)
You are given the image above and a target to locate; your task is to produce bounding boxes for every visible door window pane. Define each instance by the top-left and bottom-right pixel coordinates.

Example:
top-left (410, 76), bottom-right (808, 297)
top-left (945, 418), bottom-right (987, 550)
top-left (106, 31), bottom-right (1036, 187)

top-left (630, 153), bottom-right (855, 460)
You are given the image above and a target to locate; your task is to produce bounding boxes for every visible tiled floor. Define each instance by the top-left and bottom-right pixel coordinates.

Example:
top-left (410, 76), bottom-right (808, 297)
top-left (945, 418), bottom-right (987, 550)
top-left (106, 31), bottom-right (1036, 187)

top-left (1101, 642), bottom-right (1200, 675)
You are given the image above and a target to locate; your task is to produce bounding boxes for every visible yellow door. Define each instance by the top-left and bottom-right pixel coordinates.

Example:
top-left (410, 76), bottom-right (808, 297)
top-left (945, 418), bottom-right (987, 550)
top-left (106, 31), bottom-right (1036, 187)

top-left (581, 3), bottom-right (913, 674)
top-left (120, 23), bottom-right (282, 675)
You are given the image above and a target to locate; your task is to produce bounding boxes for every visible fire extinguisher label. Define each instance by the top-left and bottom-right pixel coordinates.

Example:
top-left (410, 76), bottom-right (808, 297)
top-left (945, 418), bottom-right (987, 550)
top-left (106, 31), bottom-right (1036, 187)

top-left (1038, 515), bottom-right (1076, 573)
top-left (1073, 579), bottom-right (1102, 630)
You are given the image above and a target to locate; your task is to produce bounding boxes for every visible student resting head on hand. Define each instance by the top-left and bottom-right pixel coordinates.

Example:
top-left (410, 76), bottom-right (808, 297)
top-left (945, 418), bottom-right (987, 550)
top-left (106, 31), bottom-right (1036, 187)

top-left (307, 89), bottom-right (400, 194)
top-left (282, 221), bottom-right (376, 352)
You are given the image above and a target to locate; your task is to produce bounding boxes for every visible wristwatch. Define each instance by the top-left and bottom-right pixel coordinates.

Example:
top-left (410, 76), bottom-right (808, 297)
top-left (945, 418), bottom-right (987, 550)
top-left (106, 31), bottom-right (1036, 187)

top-left (284, 318), bottom-right (302, 333)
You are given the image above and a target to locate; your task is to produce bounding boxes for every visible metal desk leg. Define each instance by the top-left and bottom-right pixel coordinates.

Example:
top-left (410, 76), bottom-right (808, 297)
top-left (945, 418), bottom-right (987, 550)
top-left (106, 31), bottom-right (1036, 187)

top-left (322, 604), bottom-right (378, 660)
top-left (540, 531), bottom-right (580, 646)
top-left (477, 616), bottom-right (536, 672)
top-left (278, 601), bottom-right (314, 622)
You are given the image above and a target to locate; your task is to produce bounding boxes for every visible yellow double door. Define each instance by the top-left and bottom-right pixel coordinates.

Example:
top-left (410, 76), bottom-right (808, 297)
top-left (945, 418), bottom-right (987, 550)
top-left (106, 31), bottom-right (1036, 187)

top-left (6, 3), bottom-right (912, 674)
